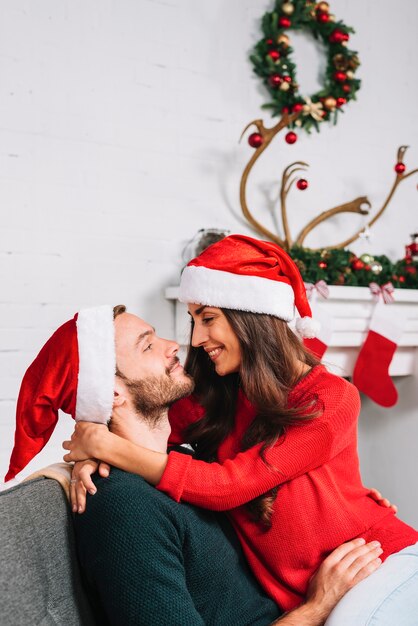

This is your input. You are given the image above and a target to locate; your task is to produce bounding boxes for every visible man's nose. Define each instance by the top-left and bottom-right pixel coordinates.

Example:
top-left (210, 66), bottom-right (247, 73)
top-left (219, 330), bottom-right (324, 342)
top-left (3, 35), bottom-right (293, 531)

top-left (165, 339), bottom-right (179, 356)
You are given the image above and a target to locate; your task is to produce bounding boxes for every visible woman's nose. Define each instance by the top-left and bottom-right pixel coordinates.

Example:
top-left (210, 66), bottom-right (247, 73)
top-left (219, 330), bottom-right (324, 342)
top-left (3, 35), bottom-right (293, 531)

top-left (191, 323), bottom-right (207, 347)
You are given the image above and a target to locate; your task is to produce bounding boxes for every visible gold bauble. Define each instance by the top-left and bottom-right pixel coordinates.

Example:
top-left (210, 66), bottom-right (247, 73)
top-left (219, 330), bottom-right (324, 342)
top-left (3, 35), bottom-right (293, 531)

top-left (279, 81), bottom-right (290, 91)
top-left (328, 13), bottom-right (336, 21)
top-left (317, 2), bottom-right (330, 12)
top-left (346, 70), bottom-right (354, 79)
top-left (370, 262), bottom-right (383, 275)
top-left (277, 34), bottom-right (290, 47)
top-left (281, 2), bottom-right (295, 15)
top-left (324, 96), bottom-right (337, 110)
top-left (333, 53), bottom-right (348, 70)
top-left (348, 55), bottom-right (360, 69)
top-left (360, 253), bottom-right (374, 265)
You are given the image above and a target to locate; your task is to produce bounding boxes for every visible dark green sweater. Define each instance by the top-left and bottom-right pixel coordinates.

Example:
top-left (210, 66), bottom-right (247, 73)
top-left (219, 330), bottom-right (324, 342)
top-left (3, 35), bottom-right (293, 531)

top-left (74, 468), bottom-right (281, 625)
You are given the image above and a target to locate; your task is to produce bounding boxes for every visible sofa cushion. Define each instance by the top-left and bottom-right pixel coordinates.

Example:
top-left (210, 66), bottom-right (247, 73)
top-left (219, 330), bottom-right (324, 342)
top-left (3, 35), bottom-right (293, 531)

top-left (0, 477), bottom-right (96, 626)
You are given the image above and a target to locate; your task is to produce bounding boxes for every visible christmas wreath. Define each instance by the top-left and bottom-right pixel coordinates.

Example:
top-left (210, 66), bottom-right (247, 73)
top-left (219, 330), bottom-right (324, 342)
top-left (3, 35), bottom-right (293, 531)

top-left (250, 0), bottom-right (361, 133)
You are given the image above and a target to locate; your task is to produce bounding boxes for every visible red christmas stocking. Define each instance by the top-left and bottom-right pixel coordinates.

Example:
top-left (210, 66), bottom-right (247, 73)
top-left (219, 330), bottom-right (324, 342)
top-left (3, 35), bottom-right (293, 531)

top-left (352, 303), bottom-right (404, 407)
top-left (303, 302), bottom-right (333, 360)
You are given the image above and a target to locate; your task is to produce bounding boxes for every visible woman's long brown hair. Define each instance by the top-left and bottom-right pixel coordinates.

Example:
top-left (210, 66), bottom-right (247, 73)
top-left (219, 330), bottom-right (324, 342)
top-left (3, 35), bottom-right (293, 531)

top-left (184, 308), bottom-right (320, 527)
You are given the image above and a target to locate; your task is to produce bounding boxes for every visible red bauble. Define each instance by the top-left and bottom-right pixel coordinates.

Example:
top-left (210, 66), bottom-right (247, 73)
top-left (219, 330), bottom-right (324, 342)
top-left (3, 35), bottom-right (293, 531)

top-left (318, 260), bottom-right (327, 269)
top-left (285, 131), bottom-right (297, 144)
top-left (282, 106), bottom-right (290, 114)
top-left (292, 103), bottom-right (304, 113)
top-left (268, 50), bottom-right (280, 61)
top-left (278, 16), bottom-right (291, 28)
top-left (342, 84), bottom-right (351, 93)
top-left (334, 71), bottom-right (347, 82)
top-left (329, 29), bottom-right (346, 44)
top-left (297, 178), bottom-right (308, 190)
top-left (283, 75), bottom-right (292, 83)
top-left (248, 133), bottom-right (264, 148)
top-left (394, 162), bottom-right (406, 174)
top-left (406, 266), bottom-right (417, 275)
top-left (336, 97), bottom-right (347, 107)
top-left (399, 276), bottom-right (406, 283)
top-left (317, 12), bottom-right (329, 23)
top-left (269, 74), bottom-right (282, 87)
top-left (351, 259), bottom-right (365, 271)
top-left (266, 38), bottom-right (274, 45)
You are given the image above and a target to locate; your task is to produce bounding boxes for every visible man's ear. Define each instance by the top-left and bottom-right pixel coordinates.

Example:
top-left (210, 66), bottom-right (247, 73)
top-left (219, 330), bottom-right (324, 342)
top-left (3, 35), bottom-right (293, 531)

top-left (113, 377), bottom-right (127, 408)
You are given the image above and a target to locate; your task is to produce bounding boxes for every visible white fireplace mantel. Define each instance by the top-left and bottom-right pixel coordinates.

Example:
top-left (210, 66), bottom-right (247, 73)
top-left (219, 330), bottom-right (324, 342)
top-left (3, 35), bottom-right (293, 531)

top-left (165, 286), bottom-right (418, 377)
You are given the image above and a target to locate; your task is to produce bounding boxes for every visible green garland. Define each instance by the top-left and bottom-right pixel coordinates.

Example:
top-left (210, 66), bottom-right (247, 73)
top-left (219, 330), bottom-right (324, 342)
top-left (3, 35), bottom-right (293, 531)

top-left (291, 246), bottom-right (418, 289)
top-left (250, 0), bottom-right (361, 133)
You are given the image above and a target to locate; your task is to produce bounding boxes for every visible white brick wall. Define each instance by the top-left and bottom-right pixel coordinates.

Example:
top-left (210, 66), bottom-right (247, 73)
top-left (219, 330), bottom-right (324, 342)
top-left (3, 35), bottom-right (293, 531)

top-left (1, 0), bottom-right (418, 524)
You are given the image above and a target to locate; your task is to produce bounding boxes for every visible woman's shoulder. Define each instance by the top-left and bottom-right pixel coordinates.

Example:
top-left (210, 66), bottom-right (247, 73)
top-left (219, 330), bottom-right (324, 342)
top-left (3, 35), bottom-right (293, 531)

top-left (294, 365), bottom-right (360, 413)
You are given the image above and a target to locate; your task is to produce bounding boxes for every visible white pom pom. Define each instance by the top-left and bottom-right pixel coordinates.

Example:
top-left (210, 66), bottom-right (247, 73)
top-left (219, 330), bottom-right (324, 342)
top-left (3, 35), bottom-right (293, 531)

top-left (296, 316), bottom-right (321, 339)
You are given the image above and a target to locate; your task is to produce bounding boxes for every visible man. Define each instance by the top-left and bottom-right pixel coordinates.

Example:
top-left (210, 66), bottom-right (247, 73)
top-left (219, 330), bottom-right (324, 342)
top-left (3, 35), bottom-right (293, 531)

top-left (6, 305), bottom-right (382, 625)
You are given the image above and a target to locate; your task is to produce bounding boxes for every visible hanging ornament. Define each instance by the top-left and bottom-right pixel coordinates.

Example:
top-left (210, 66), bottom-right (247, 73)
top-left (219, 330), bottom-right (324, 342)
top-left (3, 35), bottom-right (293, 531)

top-left (297, 178), bottom-right (308, 190)
top-left (351, 258), bottom-right (365, 271)
top-left (405, 233), bottom-right (418, 261)
top-left (329, 29), bottom-right (347, 44)
top-left (395, 162), bottom-right (406, 174)
top-left (317, 1), bottom-right (330, 11)
top-left (277, 33), bottom-right (290, 47)
top-left (333, 54), bottom-right (349, 71)
top-left (317, 12), bottom-right (330, 23)
top-left (334, 71), bottom-right (347, 82)
top-left (248, 132), bottom-right (264, 148)
top-left (370, 262), bottom-right (383, 275)
top-left (278, 16), bottom-right (292, 28)
top-left (268, 50), bottom-right (281, 61)
top-left (292, 102), bottom-right (304, 112)
top-left (324, 96), bottom-right (337, 110)
top-left (360, 253), bottom-right (374, 265)
top-left (269, 74), bottom-right (283, 87)
top-left (318, 260), bottom-right (328, 269)
top-left (285, 131), bottom-right (297, 144)
top-left (281, 2), bottom-right (295, 15)
top-left (280, 81), bottom-right (290, 91)
top-left (336, 97), bottom-right (347, 107)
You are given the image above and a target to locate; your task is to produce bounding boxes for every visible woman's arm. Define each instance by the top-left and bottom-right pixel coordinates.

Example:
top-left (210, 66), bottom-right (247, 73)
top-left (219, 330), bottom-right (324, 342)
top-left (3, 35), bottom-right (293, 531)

top-left (63, 422), bottom-right (168, 485)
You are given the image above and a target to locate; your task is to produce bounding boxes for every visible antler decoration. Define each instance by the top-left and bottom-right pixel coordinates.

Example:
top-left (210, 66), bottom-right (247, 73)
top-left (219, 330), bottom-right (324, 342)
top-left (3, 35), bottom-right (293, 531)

top-left (240, 117), bottom-right (418, 251)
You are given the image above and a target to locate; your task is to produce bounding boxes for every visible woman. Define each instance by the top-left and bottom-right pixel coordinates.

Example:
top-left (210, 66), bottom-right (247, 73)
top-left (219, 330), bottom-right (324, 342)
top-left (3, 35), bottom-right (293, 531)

top-left (65, 234), bottom-right (418, 624)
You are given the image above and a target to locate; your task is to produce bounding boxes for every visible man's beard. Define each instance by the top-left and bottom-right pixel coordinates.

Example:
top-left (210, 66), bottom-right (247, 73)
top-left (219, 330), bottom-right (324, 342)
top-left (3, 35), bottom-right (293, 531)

top-left (121, 359), bottom-right (195, 426)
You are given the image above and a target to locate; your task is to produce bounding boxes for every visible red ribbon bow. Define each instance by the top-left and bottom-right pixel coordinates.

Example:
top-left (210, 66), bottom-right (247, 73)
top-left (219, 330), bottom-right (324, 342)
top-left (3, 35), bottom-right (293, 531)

top-left (369, 281), bottom-right (395, 304)
top-left (304, 280), bottom-right (329, 300)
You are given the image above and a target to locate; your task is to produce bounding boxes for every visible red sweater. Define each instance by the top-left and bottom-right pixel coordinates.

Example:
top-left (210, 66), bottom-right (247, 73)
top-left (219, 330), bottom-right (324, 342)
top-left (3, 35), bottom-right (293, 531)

top-left (158, 365), bottom-right (418, 610)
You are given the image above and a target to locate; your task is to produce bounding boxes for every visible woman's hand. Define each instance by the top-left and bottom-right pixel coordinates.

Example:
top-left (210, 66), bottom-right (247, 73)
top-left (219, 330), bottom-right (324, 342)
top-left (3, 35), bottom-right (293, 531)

top-left (63, 421), bottom-right (110, 462)
top-left (367, 487), bottom-right (398, 514)
top-left (305, 538), bottom-right (383, 620)
top-left (70, 459), bottom-right (111, 514)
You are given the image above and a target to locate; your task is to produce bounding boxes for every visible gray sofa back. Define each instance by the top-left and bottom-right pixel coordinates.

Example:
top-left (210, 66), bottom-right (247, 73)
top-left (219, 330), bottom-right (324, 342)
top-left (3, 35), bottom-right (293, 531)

top-left (0, 477), bottom-right (96, 626)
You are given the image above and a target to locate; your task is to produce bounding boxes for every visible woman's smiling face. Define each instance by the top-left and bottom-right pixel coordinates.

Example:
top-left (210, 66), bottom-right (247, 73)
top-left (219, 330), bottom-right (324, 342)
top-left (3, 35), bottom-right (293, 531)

top-left (188, 304), bottom-right (242, 376)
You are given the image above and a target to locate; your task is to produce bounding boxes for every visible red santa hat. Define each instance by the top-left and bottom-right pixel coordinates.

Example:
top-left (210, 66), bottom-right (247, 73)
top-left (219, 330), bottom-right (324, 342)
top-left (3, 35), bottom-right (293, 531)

top-left (5, 305), bottom-right (115, 482)
top-left (179, 234), bottom-right (319, 338)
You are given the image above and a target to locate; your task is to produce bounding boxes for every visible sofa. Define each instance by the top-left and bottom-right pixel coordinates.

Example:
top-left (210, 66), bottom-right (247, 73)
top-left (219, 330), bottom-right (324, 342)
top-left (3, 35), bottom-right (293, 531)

top-left (0, 475), bottom-right (97, 626)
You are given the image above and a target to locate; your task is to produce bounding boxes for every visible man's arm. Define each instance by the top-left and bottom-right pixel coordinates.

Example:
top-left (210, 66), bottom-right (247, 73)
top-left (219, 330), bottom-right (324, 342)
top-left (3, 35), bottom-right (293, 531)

top-left (271, 538), bottom-right (383, 626)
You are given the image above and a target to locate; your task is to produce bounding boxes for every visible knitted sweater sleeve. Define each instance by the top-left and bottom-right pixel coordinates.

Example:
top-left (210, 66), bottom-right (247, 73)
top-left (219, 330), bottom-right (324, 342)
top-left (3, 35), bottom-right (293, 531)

top-left (168, 395), bottom-right (205, 445)
top-left (157, 383), bottom-right (360, 510)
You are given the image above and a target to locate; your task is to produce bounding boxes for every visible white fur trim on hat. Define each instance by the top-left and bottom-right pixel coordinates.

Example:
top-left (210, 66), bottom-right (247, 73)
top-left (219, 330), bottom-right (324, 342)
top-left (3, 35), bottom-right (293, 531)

top-left (295, 316), bottom-right (321, 339)
top-left (75, 306), bottom-right (115, 424)
top-left (179, 265), bottom-right (295, 320)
